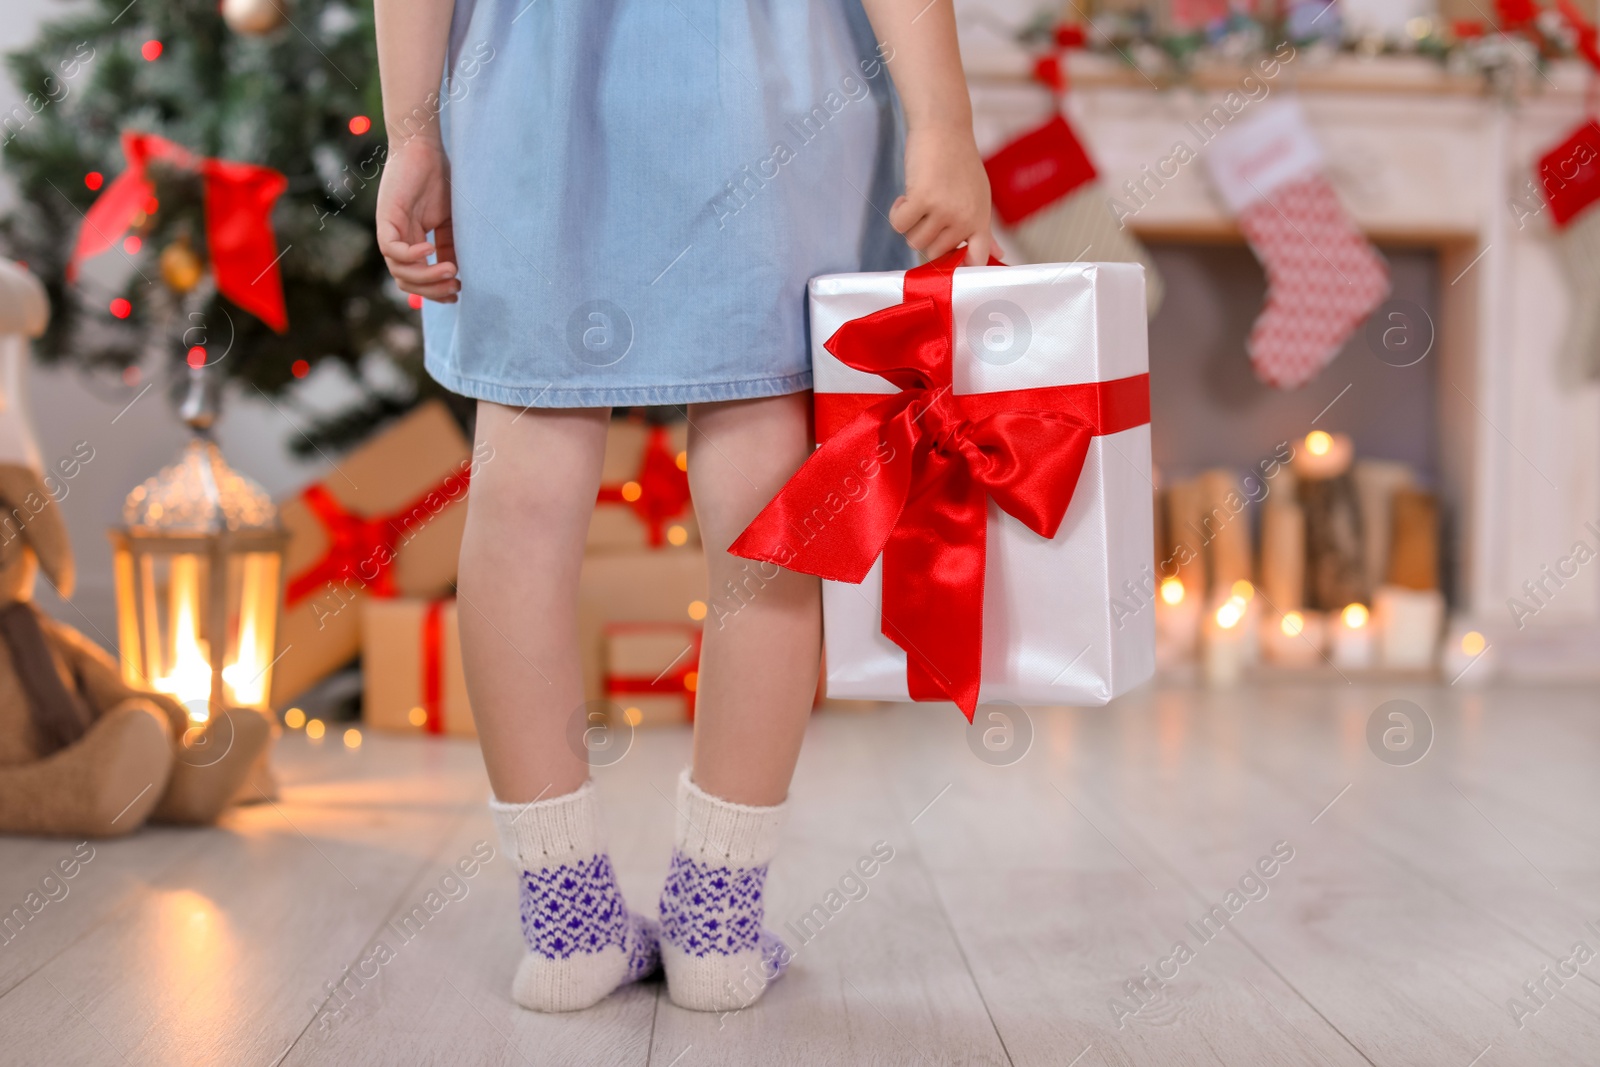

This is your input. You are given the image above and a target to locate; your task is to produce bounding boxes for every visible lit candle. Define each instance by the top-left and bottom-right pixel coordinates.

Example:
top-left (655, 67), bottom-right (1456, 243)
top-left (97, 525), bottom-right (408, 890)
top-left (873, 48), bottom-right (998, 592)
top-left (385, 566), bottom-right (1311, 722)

top-left (1374, 585), bottom-right (1444, 670)
top-left (1440, 626), bottom-right (1494, 686)
top-left (1331, 602), bottom-right (1375, 669)
top-left (1230, 580), bottom-right (1262, 665)
top-left (1264, 609), bottom-right (1326, 668)
top-left (1293, 430), bottom-right (1355, 481)
top-left (1204, 596), bottom-right (1248, 686)
top-left (1156, 576), bottom-right (1201, 667)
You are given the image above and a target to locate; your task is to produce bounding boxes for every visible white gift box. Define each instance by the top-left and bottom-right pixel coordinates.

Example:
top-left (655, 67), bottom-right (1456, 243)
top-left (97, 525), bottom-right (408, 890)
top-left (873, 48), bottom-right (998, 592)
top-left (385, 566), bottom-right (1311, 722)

top-left (808, 260), bottom-right (1155, 708)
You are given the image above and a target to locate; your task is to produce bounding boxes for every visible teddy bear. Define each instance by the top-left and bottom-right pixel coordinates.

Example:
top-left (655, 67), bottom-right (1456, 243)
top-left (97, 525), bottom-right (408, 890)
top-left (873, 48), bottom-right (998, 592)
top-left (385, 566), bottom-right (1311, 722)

top-left (0, 259), bottom-right (270, 838)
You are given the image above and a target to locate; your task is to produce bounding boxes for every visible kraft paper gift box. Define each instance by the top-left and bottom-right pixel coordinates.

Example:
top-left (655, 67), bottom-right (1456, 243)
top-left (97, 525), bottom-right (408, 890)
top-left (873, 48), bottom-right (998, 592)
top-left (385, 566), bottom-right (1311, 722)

top-left (603, 622), bottom-right (701, 727)
top-left (590, 419), bottom-right (701, 551)
top-left (731, 250), bottom-right (1155, 716)
top-left (271, 400), bottom-right (477, 705)
top-left (361, 598), bottom-right (476, 737)
top-left (577, 550), bottom-right (709, 707)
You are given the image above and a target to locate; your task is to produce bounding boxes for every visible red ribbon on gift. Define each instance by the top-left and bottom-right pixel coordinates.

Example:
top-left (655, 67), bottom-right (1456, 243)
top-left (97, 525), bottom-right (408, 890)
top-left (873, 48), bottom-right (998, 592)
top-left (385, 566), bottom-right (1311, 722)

top-left (68, 131), bottom-right (290, 333)
top-left (729, 249), bottom-right (1149, 720)
top-left (603, 624), bottom-right (701, 722)
top-left (420, 599), bottom-right (448, 734)
top-left (284, 467), bottom-right (471, 607)
top-left (595, 424), bottom-right (692, 547)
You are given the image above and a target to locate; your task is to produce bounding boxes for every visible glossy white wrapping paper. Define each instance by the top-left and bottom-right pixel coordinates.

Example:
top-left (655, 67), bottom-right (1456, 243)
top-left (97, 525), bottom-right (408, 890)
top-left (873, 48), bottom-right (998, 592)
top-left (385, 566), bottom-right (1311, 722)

top-left (809, 261), bottom-right (1155, 708)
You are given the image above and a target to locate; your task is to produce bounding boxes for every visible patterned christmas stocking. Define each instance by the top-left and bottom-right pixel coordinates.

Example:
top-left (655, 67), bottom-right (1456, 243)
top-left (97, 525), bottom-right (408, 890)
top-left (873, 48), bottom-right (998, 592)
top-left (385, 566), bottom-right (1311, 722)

top-left (1204, 100), bottom-right (1389, 390)
top-left (983, 110), bottom-right (1164, 315)
top-left (1539, 119), bottom-right (1600, 384)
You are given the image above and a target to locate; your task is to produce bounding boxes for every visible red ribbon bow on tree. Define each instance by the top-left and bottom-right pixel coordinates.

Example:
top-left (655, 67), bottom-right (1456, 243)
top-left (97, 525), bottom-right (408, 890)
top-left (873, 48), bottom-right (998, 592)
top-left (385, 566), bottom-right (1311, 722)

top-left (730, 249), bottom-right (1149, 720)
top-left (68, 130), bottom-right (290, 333)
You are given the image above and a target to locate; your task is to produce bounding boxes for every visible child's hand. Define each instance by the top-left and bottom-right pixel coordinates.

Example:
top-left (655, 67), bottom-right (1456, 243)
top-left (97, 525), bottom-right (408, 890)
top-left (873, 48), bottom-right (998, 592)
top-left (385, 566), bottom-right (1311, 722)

top-left (890, 125), bottom-right (998, 267)
top-left (376, 137), bottom-right (459, 303)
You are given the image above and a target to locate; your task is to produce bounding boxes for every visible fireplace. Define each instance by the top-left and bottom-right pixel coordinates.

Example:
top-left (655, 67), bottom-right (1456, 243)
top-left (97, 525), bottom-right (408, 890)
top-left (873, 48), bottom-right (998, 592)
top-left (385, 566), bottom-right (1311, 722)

top-left (969, 52), bottom-right (1600, 679)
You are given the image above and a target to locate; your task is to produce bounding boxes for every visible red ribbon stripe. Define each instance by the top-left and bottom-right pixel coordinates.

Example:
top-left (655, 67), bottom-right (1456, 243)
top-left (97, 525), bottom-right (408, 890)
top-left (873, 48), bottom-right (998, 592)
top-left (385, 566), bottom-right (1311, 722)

top-left (420, 599), bottom-right (446, 735)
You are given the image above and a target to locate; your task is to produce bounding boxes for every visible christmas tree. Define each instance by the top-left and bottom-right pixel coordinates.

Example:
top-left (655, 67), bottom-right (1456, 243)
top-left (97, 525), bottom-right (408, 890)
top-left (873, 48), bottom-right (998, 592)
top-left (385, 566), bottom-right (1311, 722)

top-left (0, 0), bottom-right (470, 454)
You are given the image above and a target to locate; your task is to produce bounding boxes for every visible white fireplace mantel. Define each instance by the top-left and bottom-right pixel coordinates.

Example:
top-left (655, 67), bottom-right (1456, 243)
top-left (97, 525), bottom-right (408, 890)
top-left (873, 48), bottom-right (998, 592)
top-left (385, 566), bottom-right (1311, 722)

top-left (967, 53), bottom-right (1600, 678)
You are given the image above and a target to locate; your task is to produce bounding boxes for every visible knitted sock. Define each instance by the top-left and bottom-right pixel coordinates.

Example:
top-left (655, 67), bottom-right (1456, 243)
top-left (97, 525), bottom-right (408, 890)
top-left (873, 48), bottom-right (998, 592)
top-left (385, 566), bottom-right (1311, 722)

top-left (659, 769), bottom-right (791, 1012)
top-left (490, 781), bottom-right (660, 1012)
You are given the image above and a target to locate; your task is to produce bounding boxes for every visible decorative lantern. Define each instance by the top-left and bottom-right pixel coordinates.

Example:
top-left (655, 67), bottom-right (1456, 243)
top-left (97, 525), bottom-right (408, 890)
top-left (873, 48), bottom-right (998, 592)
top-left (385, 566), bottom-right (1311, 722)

top-left (109, 368), bottom-right (286, 723)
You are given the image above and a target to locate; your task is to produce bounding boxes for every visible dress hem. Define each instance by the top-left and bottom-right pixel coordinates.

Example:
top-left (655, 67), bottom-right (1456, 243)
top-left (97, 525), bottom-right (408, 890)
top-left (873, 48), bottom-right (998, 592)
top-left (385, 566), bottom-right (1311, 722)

top-left (424, 361), bottom-right (815, 409)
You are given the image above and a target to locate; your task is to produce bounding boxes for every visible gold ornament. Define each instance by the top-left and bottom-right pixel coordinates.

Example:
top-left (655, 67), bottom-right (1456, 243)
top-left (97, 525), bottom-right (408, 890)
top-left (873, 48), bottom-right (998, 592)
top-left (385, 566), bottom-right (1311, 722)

top-left (160, 240), bottom-right (204, 294)
top-left (221, 0), bottom-right (288, 35)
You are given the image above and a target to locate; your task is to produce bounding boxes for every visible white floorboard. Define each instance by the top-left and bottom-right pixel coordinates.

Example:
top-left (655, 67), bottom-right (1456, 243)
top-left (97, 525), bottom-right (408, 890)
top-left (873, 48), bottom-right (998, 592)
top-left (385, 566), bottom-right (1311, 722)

top-left (1, 681), bottom-right (1596, 1066)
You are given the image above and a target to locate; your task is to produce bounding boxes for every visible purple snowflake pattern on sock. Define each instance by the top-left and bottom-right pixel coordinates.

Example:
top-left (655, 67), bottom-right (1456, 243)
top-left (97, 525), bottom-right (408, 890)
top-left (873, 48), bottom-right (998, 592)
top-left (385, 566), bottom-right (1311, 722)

top-left (658, 849), bottom-right (768, 957)
top-left (519, 853), bottom-right (636, 960)
top-left (758, 930), bottom-right (791, 978)
top-left (627, 914), bottom-right (662, 980)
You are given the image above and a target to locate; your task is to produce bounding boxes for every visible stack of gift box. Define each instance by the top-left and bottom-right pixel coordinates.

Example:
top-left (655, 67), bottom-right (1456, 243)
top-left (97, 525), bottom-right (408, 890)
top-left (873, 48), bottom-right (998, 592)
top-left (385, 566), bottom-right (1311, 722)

top-left (576, 417), bottom-right (706, 729)
top-left (267, 401), bottom-right (707, 737)
top-left (1152, 429), bottom-right (1478, 685)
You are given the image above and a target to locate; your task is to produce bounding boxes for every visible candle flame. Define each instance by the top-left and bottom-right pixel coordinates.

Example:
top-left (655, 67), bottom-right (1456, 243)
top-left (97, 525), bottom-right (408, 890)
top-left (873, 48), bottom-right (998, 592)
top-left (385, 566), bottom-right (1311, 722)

top-left (1216, 600), bottom-right (1245, 629)
top-left (220, 554), bottom-right (273, 707)
top-left (1159, 578), bottom-right (1185, 606)
top-left (151, 556), bottom-right (212, 721)
top-left (1341, 603), bottom-right (1369, 629)
top-left (1231, 579), bottom-right (1255, 602)
top-left (1281, 611), bottom-right (1305, 637)
top-left (1306, 431), bottom-right (1333, 456)
top-left (1461, 630), bottom-right (1486, 656)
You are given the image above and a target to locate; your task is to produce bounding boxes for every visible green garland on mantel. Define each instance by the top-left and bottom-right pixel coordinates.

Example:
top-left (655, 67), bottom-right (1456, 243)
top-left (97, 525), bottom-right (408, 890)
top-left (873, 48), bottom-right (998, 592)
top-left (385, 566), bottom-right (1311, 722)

top-left (1019, 3), bottom-right (1596, 91)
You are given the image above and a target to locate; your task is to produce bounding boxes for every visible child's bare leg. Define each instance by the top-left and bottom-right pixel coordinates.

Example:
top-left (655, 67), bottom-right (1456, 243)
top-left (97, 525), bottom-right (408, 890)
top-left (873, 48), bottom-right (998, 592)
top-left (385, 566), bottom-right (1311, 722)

top-left (685, 393), bottom-right (821, 806)
top-left (458, 401), bottom-right (659, 1012)
top-left (457, 402), bottom-right (607, 804)
top-left (658, 393), bottom-right (816, 1012)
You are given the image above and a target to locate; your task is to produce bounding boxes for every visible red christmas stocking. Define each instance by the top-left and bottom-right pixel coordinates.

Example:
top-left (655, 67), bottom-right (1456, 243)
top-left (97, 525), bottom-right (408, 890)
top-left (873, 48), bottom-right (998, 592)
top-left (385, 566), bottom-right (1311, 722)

top-left (1539, 119), bottom-right (1600, 384)
top-left (981, 102), bottom-right (1164, 315)
top-left (1204, 100), bottom-right (1389, 390)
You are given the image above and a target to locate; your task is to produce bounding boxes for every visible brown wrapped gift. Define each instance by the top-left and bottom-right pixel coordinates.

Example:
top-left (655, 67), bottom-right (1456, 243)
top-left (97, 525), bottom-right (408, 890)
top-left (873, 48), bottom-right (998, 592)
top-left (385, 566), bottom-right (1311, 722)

top-left (578, 551), bottom-right (709, 706)
top-left (604, 622), bottom-right (700, 727)
top-left (271, 401), bottom-right (479, 705)
top-left (361, 598), bottom-right (476, 737)
top-left (590, 420), bottom-right (700, 551)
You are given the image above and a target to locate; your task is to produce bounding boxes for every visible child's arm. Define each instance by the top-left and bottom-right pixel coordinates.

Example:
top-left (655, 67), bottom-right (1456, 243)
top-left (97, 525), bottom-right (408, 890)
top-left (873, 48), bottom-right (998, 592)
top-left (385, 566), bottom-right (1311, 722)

top-left (858, 0), bottom-right (996, 266)
top-left (374, 0), bottom-right (460, 302)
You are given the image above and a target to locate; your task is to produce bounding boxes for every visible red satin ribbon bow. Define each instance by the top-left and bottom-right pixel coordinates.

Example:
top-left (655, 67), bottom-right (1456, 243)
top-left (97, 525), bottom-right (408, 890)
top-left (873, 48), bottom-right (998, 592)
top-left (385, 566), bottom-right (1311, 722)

top-left (285, 468), bottom-right (471, 607)
top-left (730, 249), bottom-right (1149, 720)
top-left (68, 130), bottom-right (290, 333)
top-left (595, 425), bottom-right (692, 547)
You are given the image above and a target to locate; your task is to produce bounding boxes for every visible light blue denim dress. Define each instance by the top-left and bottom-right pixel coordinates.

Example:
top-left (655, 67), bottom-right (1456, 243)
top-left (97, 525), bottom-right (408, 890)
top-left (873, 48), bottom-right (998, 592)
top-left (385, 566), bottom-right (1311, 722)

top-left (422, 0), bottom-right (912, 408)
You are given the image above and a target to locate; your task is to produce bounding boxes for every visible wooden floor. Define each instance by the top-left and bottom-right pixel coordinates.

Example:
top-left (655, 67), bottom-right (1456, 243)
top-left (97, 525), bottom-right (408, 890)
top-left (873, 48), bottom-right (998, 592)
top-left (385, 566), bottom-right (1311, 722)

top-left (3, 681), bottom-right (1599, 1066)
